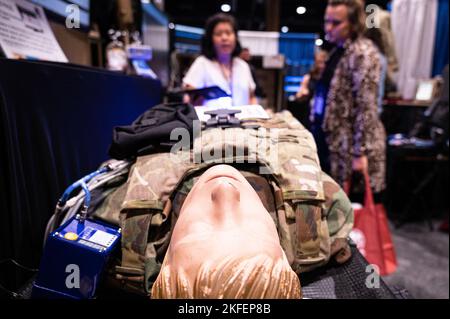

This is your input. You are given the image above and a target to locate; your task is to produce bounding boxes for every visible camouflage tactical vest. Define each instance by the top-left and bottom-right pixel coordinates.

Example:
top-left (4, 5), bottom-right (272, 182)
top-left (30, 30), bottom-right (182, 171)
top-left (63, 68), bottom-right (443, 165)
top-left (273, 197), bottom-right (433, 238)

top-left (94, 111), bottom-right (353, 296)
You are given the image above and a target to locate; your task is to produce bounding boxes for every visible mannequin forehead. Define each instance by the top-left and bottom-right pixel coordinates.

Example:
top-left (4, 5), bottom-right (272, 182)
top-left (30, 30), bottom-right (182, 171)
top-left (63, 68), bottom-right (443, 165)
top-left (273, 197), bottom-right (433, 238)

top-left (152, 165), bottom-right (301, 299)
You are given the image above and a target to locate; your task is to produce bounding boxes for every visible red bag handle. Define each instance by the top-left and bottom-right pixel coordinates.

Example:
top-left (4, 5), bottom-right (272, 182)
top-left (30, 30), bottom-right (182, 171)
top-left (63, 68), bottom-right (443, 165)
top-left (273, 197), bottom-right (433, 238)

top-left (344, 170), bottom-right (375, 210)
top-left (362, 170), bottom-right (375, 210)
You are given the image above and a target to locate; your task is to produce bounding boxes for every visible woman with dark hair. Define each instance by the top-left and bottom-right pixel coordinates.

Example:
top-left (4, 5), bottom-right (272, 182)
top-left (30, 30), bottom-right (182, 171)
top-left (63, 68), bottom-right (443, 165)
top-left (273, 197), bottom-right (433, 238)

top-left (183, 13), bottom-right (257, 106)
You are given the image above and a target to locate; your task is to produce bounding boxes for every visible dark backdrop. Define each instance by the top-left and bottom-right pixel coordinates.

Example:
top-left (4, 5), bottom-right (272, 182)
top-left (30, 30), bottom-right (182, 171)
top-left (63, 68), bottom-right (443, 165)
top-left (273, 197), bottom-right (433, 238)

top-left (0, 59), bottom-right (161, 292)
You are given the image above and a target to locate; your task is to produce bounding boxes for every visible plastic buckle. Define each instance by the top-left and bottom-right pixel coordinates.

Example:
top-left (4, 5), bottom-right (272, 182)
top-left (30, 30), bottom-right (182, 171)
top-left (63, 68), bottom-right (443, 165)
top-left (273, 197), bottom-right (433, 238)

top-left (205, 109), bottom-right (242, 128)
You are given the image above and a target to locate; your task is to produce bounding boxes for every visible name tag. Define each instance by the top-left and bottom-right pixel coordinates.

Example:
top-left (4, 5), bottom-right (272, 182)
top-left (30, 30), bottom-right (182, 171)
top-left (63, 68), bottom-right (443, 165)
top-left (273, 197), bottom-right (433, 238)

top-left (313, 94), bottom-right (325, 116)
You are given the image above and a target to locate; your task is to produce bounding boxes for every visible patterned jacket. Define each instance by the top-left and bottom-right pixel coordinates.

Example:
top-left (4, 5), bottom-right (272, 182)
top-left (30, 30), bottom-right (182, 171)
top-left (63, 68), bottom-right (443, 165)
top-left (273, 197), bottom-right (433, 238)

top-left (323, 37), bottom-right (386, 192)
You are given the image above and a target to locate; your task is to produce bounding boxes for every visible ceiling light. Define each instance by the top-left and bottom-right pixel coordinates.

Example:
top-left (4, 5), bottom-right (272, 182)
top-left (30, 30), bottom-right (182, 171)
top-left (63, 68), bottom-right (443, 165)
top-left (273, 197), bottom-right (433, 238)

top-left (221, 4), bottom-right (231, 12)
top-left (296, 6), bottom-right (306, 15)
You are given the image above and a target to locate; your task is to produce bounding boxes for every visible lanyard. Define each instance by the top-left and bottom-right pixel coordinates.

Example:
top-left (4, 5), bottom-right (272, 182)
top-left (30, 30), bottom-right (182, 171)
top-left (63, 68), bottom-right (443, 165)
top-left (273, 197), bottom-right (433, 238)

top-left (218, 60), bottom-right (234, 104)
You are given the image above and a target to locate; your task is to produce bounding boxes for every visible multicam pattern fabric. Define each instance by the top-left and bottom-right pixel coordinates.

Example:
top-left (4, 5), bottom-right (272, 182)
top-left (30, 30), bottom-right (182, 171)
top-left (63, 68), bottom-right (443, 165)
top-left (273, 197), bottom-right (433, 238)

top-left (95, 111), bottom-right (354, 296)
top-left (324, 37), bottom-right (386, 193)
top-left (195, 128), bottom-right (325, 201)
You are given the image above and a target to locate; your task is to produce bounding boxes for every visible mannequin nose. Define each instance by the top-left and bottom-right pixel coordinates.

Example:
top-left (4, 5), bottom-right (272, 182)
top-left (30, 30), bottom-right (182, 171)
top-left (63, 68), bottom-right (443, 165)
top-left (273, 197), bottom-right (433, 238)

top-left (210, 179), bottom-right (241, 224)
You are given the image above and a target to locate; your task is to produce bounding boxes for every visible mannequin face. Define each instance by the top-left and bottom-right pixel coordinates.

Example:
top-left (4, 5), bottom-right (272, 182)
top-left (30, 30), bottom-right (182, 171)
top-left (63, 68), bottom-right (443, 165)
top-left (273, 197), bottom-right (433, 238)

top-left (324, 4), bottom-right (352, 46)
top-left (212, 22), bottom-right (237, 58)
top-left (169, 165), bottom-right (283, 282)
top-left (152, 165), bottom-right (302, 299)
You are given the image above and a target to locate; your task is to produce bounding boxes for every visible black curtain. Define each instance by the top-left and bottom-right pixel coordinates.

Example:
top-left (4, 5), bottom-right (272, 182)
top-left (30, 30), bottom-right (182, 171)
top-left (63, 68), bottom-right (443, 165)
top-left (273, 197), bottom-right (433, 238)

top-left (0, 59), bottom-right (161, 292)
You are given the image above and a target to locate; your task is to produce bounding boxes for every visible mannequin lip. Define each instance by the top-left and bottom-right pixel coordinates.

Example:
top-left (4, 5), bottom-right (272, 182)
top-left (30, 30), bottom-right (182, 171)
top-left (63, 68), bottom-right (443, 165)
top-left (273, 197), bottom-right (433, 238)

top-left (205, 174), bottom-right (241, 184)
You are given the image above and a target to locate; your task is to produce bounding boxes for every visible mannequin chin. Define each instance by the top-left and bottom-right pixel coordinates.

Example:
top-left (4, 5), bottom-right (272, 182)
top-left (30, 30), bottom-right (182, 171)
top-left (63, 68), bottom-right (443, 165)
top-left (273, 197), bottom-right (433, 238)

top-left (152, 165), bottom-right (302, 299)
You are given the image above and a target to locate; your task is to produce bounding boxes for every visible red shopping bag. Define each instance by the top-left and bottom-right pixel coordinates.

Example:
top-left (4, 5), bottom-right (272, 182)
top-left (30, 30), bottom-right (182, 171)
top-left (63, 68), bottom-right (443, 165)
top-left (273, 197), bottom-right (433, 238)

top-left (346, 171), bottom-right (398, 276)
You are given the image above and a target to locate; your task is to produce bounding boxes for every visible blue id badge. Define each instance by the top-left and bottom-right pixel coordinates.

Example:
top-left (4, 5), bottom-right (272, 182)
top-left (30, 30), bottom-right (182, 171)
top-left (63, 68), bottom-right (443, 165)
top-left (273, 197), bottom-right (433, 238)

top-left (313, 93), bottom-right (325, 116)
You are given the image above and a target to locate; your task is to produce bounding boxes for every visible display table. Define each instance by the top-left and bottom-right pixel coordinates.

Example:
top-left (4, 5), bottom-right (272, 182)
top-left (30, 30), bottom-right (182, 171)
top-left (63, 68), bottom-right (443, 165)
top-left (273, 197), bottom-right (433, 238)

top-left (382, 99), bottom-right (448, 225)
top-left (381, 99), bottom-right (431, 135)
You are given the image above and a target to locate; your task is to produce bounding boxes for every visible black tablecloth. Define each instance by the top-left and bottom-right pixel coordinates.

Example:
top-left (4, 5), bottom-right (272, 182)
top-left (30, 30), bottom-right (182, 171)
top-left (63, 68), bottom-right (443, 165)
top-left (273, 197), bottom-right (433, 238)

top-left (13, 245), bottom-right (402, 300)
top-left (300, 245), bottom-right (400, 299)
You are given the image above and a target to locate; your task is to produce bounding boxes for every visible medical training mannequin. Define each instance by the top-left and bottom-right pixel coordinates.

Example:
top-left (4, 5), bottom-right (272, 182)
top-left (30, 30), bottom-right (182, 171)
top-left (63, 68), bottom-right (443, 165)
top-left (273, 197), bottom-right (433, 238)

top-left (151, 165), bottom-right (302, 299)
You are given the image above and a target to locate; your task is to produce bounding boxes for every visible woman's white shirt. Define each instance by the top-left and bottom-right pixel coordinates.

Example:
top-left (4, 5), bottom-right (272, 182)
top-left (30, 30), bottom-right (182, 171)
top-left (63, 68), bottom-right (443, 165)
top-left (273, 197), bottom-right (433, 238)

top-left (183, 55), bottom-right (256, 107)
